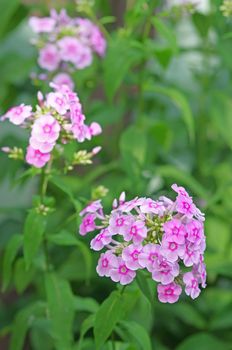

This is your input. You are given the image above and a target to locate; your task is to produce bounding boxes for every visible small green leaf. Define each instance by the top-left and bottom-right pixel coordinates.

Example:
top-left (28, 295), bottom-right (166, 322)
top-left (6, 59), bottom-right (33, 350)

top-left (23, 210), bottom-right (47, 269)
top-left (119, 320), bottom-right (152, 350)
top-left (2, 234), bottom-right (22, 291)
top-left (14, 257), bottom-right (35, 293)
top-left (10, 301), bottom-right (46, 350)
top-left (45, 272), bottom-right (75, 350)
top-left (152, 17), bottom-right (178, 54)
top-left (94, 291), bottom-right (124, 349)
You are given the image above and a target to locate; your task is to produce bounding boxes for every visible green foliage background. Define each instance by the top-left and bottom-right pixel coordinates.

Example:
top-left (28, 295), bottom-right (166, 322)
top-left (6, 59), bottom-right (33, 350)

top-left (1, 0), bottom-right (232, 349)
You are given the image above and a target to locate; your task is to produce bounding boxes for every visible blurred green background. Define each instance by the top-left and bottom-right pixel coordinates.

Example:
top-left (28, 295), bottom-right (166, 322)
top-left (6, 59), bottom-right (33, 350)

top-left (1, 0), bottom-right (232, 349)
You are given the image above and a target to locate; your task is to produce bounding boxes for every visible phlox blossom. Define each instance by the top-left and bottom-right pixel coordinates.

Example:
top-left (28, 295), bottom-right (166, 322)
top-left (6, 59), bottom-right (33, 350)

top-left (3, 104), bottom-right (32, 125)
top-left (157, 282), bottom-right (182, 303)
top-left (109, 257), bottom-right (136, 285)
top-left (25, 146), bottom-right (50, 168)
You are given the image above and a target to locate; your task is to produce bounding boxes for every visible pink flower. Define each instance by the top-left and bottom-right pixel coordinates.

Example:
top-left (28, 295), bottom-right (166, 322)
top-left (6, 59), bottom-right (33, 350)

top-left (80, 200), bottom-right (103, 216)
top-left (160, 239), bottom-right (185, 263)
top-left (89, 122), bottom-right (102, 137)
top-left (50, 8), bottom-right (71, 26)
top-left (74, 46), bottom-right (92, 69)
top-left (76, 18), bottom-right (95, 42)
top-left (123, 220), bottom-right (147, 244)
top-left (90, 228), bottom-right (112, 251)
top-left (180, 242), bottom-right (201, 266)
top-left (172, 183), bottom-right (190, 197)
top-left (186, 219), bottom-right (203, 244)
top-left (96, 251), bottom-right (118, 277)
top-left (91, 26), bottom-right (106, 56)
top-left (176, 195), bottom-right (196, 217)
top-left (29, 16), bottom-right (56, 33)
top-left (140, 198), bottom-right (166, 215)
top-left (25, 146), bottom-right (50, 168)
top-left (108, 213), bottom-right (133, 236)
top-left (31, 115), bottom-right (60, 144)
top-left (29, 137), bottom-right (55, 153)
top-left (152, 256), bottom-right (179, 284)
top-left (4, 104), bottom-right (32, 125)
top-left (52, 73), bottom-right (74, 90)
top-left (109, 257), bottom-right (136, 285)
top-left (70, 102), bottom-right (84, 124)
top-left (79, 213), bottom-right (96, 236)
top-left (194, 257), bottom-right (207, 288)
top-left (38, 44), bottom-right (60, 71)
top-left (122, 244), bottom-right (143, 270)
top-left (119, 197), bottom-right (145, 212)
top-left (183, 272), bottom-right (201, 299)
top-left (138, 243), bottom-right (160, 272)
top-left (163, 219), bottom-right (186, 244)
top-left (46, 92), bottom-right (69, 115)
top-left (157, 282), bottom-right (182, 303)
top-left (58, 37), bottom-right (82, 63)
top-left (71, 123), bottom-right (90, 142)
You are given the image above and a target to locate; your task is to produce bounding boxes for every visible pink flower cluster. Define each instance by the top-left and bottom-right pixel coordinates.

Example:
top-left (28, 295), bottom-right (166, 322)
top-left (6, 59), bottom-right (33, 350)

top-left (1, 83), bottom-right (102, 168)
top-left (29, 9), bottom-right (106, 85)
top-left (79, 184), bottom-right (206, 304)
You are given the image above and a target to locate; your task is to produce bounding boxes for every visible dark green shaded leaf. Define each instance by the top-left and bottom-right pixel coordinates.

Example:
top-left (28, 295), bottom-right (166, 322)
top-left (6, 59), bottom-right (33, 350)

top-left (23, 210), bottom-right (47, 269)
top-left (119, 320), bottom-right (152, 350)
top-left (45, 272), bottom-right (75, 350)
top-left (2, 233), bottom-right (22, 291)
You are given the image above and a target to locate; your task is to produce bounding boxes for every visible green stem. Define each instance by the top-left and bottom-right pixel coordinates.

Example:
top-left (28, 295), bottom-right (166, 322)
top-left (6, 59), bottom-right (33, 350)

top-left (120, 285), bottom-right (127, 295)
top-left (40, 158), bottom-right (53, 202)
top-left (40, 158), bottom-right (53, 270)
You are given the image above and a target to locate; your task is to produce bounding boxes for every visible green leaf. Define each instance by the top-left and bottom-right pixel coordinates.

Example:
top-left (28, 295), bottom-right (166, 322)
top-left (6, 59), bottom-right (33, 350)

top-left (176, 332), bottom-right (230, 350)
top-left (120, 125), bottom-right (147, 178)
top-left (192, 13), bottom-right (211, 38)
top-left (23, 210), bottom-right (47, 269)
top-left (211, 93), bottom-right (232, 150)
top-left (206, 217), bottom-right (230, 255)
top-left (73, 296), bottom-right (99, 313)
top-left (136, 271), bottom-right (154, 306)
top-left (0, 0), bottom-right (20, 38)
top-left (14, 257), bottom-right (35, 293)
top-left (76, 314), bottom-right (95, 350)
top-left (119, 320), bottom-right (152, 350)
top-left (145, 84), bottom-right (195, 144)
top-left (47, 230), bottom-right (92, 280)
top-left (2, 234), bottom-right (22, 291)
top-left (45, 272), bottom-right (75, 350)
top-left (10, 301), bottom-right (46, 350)
top-left (50, 176), bottom-right (81, 215)
top-left (94, 291), bottom-right (125, 349)
top-left (103, 36), bottom-right (143, 101)
top-left (152, 17), bottom-right (178, 54)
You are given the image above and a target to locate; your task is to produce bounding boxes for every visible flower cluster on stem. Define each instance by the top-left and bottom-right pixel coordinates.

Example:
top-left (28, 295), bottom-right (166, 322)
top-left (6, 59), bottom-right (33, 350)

top-left (1, 83), bottom-right (102, 168)
top-left (29, 9), bottom-right (106, 86)
top-left (79, 184), bottom-right (207, 303)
